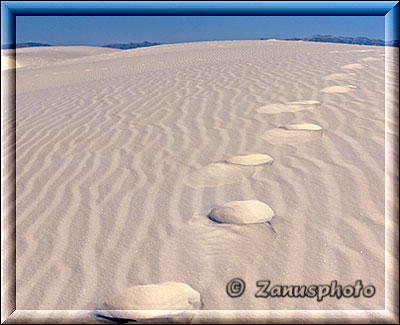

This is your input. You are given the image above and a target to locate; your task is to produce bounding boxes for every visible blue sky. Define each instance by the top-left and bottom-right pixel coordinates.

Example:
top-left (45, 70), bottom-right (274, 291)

top-left (16, 15), bottom-right (386, 46)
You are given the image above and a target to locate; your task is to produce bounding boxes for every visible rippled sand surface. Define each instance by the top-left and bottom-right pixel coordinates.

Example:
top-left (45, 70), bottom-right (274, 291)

top-left (2, 41), bottom-right (397, 320)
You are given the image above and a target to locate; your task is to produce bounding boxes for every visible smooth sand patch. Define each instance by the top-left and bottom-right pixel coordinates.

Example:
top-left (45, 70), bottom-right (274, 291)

top-left (208, 200), bottom-right (274, 225)
top-left (226, 154), bottom-right (274, 166)
top-left (257, 100), bottom-right (321, 114)
top-left (341, 63), bottom-right (364, 69)
top-left (104, 282), bottom-right (202, 311)
top-left (321, 85), bottom-right (356, 93)
top-left (184, 163), bottom-right (255, 188)
top-left (323, 73), bottom-right (352, 81)
top-left (262, 123), bottom-right (323, 144)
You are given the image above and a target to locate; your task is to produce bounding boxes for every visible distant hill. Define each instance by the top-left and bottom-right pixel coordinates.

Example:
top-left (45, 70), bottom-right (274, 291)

top-left (102, 41), bottom-right (161, 50)
top-left (1, 42), bottom-right (52, 49)
top-left (274, 35), bottom-right (398, 47)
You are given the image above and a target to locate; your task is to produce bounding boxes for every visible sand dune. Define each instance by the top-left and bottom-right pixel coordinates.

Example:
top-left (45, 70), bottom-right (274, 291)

top-left (5, 40), bottom-right (394, 317)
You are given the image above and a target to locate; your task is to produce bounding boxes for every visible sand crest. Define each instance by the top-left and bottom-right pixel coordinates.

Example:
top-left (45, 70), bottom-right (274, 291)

top-left (183, 163), bottom-right (255, 188)
top-left (262, 123), bottom-right (323, 144)
top-left (226, 154), bottom-right (274, 166)
top-left (208, 200), bottom-right (274, 224)
top-left (321, 85), bottom-right (356, 93)
top-left (257, 100), bottom-right (321, 114)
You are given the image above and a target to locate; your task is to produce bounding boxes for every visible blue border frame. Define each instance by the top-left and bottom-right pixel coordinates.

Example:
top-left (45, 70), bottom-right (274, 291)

top-left (1, 1), bottom-right (399, 47)
top-left (1, 1), bottom-right (398, 324)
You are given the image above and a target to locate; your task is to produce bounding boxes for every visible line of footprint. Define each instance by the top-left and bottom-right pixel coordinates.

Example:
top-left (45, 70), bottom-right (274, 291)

top-left (184, 59), bottom-right (369, 232)
top-left (94, 58), bottom-right (373, 321)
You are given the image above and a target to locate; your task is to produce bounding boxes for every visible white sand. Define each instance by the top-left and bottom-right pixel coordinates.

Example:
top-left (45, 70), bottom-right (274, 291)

top-left (7, 41), bottom-right (393, 316)
top-left (208, 200), bottom-right (274, 224)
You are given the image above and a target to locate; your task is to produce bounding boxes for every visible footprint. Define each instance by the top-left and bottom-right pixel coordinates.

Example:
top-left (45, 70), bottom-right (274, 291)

top-left (321, 85), bottom-right (357, 93)
top-left (52, 71), bottom-right (71, 75)
top-left (184, 163), bottom-right (255, 188)
top-left (341, 63), bottom-right (364, 70)
top-left (261, 123), bottom-right (323, 145)
top-left (282, 123), bottom-right (323, 131)
top-left (257, 100), bottom-right (321, 114)
top-left (208, 200), bottom-right (276, 232)
top-left (96, 282), bottom-right (202, 321)
top-left (360, 57), bottom-right (379, 62)
top-left (323, 73), bottom-right (352, 80)
top-left (226, 154), bottom-right (274, 166)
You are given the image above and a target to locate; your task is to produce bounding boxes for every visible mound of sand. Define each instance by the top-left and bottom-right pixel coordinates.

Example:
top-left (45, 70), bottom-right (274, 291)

top-left (321, 85), bottom-right (356, 93)
top-left (226, 154), bottom-right (274, 166)
top-left (104, 282), bottom-right (202, 311)
top-left (208, 200), bottom-right (274, 224)
top-left (262, 123), bottom-right (323, 144)
top-left (257, 100), bottom-right (321, 114)
top-left (184, 163), bottom-right (255, 188)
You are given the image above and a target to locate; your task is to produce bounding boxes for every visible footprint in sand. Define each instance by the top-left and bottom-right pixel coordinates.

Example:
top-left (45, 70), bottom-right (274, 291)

top-left (360, 57), bottom-right (379, 62)
top-left (226, 154), bottom-right (274, 166)
top-left (184, 163), bottom-right (255, 188)
top-left (184, 154), bottom-right (274, 188)
top-left (257, 100), bottom-right (321, 114)
top-left (341, 63), bottom-right (364, 70)
top-left (261, 123), bottom-right (323, 145)
top-left (208, 200), bottom-right (276, 233)
top-left (96, 282), bottom-right (202, 322)
top-left (323, 73), bottom-right (354, 81)
top-left (321, 85), bottom-right (357, 93)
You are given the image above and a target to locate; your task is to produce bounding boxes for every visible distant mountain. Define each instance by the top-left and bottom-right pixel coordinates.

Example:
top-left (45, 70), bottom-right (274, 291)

top-left (1, 42), bottom-right (52, 49)
top-left (276, 35), bottom-right (398, 47)
top-left (102, 41), bottom-right (161, 50)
